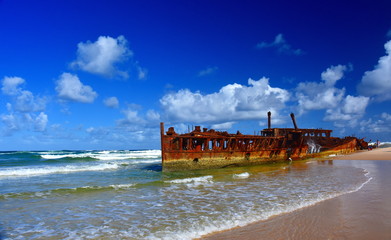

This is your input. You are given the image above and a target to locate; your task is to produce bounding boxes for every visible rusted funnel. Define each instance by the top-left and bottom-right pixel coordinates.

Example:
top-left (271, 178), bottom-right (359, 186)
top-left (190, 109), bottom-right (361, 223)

top-left (290, 113), bottom-right (298, 130)
top-left (267, 111), bottom-right (271, 129)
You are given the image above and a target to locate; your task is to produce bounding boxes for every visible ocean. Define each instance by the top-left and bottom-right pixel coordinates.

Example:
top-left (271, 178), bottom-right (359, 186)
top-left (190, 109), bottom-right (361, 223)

top-left (0, 150), bottom-right (371, 240)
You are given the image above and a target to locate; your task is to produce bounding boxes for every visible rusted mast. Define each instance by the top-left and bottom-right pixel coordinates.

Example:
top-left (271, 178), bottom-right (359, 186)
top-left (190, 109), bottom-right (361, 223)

top-left (268, 111), bottom-right (272, 129)
top-left (290, 113), bottom-right (298, 130)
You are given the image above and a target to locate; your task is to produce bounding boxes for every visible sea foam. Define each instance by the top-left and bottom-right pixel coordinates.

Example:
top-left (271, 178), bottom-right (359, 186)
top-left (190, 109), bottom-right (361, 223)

top-left (40, 150), bottom-right (161, 160)
top-left (165, 176), bottom-right (214, 188)
top-left (0, 162), bottom-right (120, 178)
top-left (233, 172), bottom-right (250, 179)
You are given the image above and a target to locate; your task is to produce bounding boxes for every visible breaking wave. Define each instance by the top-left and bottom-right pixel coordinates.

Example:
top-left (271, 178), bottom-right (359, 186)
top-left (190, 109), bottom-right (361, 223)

top-left (0, 162), bottom-right (121, 178)
top-left (0, 183), bottom-right (137, 200)
top-left (39, 150), bottom-right (161, 161)
top-left (1, 149), bottom-right (375, 240)
top-left (165, 176), bottom-right (214, 187)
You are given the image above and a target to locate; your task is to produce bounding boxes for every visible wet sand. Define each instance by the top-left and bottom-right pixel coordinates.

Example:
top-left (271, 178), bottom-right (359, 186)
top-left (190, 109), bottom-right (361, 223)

top-left (201, 147), bottom-right (391, 240)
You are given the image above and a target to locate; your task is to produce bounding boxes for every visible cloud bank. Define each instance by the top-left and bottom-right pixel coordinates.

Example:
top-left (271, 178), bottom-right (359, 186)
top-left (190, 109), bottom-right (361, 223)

top-left (360, 112), bottom-right (391, 133)
top-left (1, 76), bottom-right (25, 96)
top-left (159, 65), bottom-right (370, 131)
top-left (358, 40), bottom-right (391, 101)
top-left (1, 76), bottom-right (48, 134)
top-left (296, 65), bottom-right (347, 112)
top-left (160, 77), bottom-right (290, 128)
top-left (296, 64), bottom-right (369, 126)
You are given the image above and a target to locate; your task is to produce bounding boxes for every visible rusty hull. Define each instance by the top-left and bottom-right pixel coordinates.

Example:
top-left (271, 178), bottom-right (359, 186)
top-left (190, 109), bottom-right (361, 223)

top-left (161, 113), bottom-right (367, 171)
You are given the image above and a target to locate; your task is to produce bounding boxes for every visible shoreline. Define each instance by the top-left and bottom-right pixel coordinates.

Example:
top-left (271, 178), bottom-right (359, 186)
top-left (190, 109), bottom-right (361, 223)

top-left (200, 147), bottom-right (391, 240)
top-left (331, 147), bottom-right (391, 160)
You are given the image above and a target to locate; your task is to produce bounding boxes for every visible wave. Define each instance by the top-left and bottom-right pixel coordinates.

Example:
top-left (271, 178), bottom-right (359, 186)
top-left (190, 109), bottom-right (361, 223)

top-left (153, 169), bottom-right (373, 240)
top-left (0, 162), bottom-right (121, 178)
top-left (39, 150), bottom-right (161, 161)
top-left (1, 161), bottom-right (372, 240)
top-left (0, 151), bottom-right (25, 156)
top-left (367, 141), bottom-right (391, 148)
top-left (0, 183), bottom-right (137, 200)
top-left (349, 168), bottom-right (371, 193)
top-left (0, 151), bottom-right (41, 160)
top-left (379, 142), bottom-right (391, 148)
top-left (40, 157), bottom-right (161, 166)
top-left (166, 175), bottom-right (214, 186)
top-left (62, 183), bottom-right (136, 192)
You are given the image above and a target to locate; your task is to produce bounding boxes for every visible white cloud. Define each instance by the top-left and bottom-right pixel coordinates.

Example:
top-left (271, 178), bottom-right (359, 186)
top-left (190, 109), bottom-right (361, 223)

top-left (256, 34), bottom-right (304, 56)
top-left (1, 113), bottom-right (19, 133)
top-left (342, 95), bottom-right (369, 114)
top-left (34, 112), bottom-right (48, 132)
top-left (1, 112), bottom-right (48, 134)
top-left (117, 107), bottom-right (145, 126)
top-left (123, 109), bottom-right (140, 122)
top-left (198, 66), bottom-right (218, 77)
top-left (381, 112), bottom-right (391, 121)
top-left (211, 122), bottom-right (235, 130)
top-left (296, 65), bottom-right (369, 126)
top-left (296, 64), bottom-right (350, 112)
top-left (1, 76), bottom-right (47, 113)
top-left (86, 127), bottom-right (95, 133)
top-left (160, 77), bottom-right (290, 124)
top-left (146, 110), bottom-right (160, 122)
top-left (1, 76), bottom-right (49, 135)
top-left (1, 76), bottom-right (25, 95)
top-left (103, 97), bottom-right (119, 108)
top-left (360, 112), bottom-right (391, 133)
top-left (56, 73), bottom-right (98, 103)
top-left (358, 40), bottom-right (391, 101)
top-left (115, 107), bottom-right (160, 130)
top-left (296, 84), bottom-right (345, 111)
top-left (70, 35), bottom-right (132, 78)
top-left (14, 90), bottom-right (46, 112)
top-left (321, 64), bottom-right (348, 87)
top-left (324, 95), bottom-right (369, 126)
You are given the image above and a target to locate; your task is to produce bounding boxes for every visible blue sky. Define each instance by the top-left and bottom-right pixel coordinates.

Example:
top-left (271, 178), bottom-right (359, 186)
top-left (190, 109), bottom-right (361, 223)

top-left (1, 0), bottom-right (391, 150)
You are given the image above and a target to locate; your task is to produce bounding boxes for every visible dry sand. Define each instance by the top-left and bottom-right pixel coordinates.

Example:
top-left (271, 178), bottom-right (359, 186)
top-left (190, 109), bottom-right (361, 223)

top-left (331, 147), bottom-right (391, 160)
top-left (201, 147), bottom-right (391, 240)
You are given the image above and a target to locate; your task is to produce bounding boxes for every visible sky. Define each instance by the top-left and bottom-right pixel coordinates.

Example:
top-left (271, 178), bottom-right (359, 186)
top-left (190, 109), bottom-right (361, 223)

top-left (1, 0), bottom-right (391, 150)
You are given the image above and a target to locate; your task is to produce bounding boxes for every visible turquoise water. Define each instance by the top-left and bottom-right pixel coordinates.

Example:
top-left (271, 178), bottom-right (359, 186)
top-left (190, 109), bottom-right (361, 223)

top-left (0, 150), bottom-right (370, 239)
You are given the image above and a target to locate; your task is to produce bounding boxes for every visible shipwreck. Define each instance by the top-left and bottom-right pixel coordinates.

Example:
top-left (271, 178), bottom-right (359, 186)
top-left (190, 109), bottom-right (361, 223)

top-left (160, 112), bottom-right (368, 171)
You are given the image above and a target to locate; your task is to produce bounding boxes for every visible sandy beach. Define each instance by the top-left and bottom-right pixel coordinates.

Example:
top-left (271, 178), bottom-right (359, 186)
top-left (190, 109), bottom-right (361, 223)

top-left (201, 147), bottom-right (391, 240)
